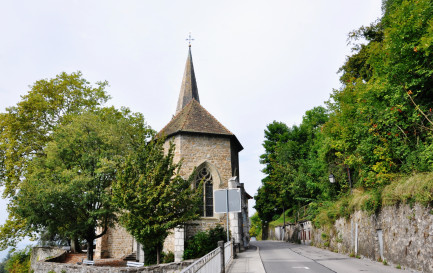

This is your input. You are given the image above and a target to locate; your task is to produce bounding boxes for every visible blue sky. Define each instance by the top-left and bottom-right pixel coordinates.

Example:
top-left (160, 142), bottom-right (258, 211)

top-left (0, 0), bottom-right (382, 260)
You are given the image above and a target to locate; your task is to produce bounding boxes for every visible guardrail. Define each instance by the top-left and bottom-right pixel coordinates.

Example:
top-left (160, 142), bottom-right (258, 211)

top-left (180, 240), bottom-right (233, 273)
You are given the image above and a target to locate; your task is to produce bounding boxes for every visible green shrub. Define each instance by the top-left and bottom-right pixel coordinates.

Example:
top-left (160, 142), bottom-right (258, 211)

top-left (4, 246), bottom-right (32, 273)
top-left (361, 190), bottom-right (382, 215)
top-left (162, 251), bottom-right (174, 263)
top-left (183, 225), bottom-right (226, 259)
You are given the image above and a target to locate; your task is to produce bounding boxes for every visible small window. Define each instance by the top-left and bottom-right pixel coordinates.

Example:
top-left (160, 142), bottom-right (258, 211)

top-left (196, 167), bottom-right (213, 217)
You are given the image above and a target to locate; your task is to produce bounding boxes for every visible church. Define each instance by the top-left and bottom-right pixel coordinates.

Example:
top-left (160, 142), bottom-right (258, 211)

top-left (95, 45), bottom-right (251, 262)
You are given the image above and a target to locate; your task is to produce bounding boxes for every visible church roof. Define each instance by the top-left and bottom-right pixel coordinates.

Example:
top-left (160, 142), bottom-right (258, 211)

top-left (160, 99), bottom-right (232, 137)
top-left (159, 47), bottom-right (243, 152)
top-left (176, 47), bottom-right (199, 115)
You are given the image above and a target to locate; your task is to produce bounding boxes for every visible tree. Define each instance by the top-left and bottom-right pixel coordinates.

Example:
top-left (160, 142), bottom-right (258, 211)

top-left (2, 246), bottom-right (31, 273)
top-left (255, 109), bottom-right (330, 233)
top-left (112, 138), bottom-right (202, 264)
top-left (325, 0), bottom-right (433, 188)
top-left (4, 109), bottom-right (151, 260)
top-left (0, 71), bottom-right (109, 198)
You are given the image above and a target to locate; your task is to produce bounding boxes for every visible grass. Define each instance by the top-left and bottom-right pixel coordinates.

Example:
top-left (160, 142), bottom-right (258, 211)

top-left (382, 173), bottom-right (433, 207)
top-left (269, 210), bottom-right (295, 227)
top-left (312, 173), bottom-right (433, 229)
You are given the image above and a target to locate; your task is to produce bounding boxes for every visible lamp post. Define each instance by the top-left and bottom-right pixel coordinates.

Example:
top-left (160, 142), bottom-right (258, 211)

top-left (328, 173), bottom-right (335, 183)
top-left (329, 171), bottom-right (352, 192)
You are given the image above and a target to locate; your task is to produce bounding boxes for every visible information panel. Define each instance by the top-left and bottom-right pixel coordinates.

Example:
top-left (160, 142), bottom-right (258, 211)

top-left (214, 189), bottom-right (241, 213)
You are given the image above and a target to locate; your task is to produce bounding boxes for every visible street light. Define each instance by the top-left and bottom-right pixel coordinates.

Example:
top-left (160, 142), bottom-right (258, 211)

top-left (328, 173), bottom-right (336, 183)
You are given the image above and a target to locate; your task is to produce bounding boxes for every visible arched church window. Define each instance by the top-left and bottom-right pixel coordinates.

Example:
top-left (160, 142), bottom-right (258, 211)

top-left (195, 167), bottom-right (213, 217)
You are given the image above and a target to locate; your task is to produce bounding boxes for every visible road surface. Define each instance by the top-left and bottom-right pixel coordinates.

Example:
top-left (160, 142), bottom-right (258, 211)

top-left (253, 241), bottom-right (418, 273)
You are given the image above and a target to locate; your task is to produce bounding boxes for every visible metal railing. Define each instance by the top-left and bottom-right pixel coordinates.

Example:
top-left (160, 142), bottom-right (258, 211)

top-left (181, 240), bottom-right (233, 273)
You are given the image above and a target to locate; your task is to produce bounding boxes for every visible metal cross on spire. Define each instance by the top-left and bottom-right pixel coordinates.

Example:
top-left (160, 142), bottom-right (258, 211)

top-left (186, 32), bottom-right (194, 47)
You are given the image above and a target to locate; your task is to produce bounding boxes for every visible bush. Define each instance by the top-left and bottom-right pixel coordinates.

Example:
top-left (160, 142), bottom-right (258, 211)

top-left (4, 246), bottom-right (32, 273)
top-left (183, 225), bottom-right (226, 260)
top-left (162, 251), bottom-right (174, 263)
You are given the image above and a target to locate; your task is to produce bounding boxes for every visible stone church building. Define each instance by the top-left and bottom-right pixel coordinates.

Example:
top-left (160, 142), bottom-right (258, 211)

top-left (95, 46), bottom-right (251, 262)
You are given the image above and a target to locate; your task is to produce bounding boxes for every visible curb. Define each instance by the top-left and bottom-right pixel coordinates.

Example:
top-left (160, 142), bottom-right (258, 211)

top-left (256, 245), bottom-right (267, 273)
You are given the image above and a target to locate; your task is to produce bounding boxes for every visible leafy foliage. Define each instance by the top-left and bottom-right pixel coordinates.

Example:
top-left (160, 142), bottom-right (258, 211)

top-left (112, 138), bottom-right (202, 264)
top-left (0, 72), bottom-right (109, 198)
top-left (254, 0), bottom-right (433, 231)
top-left (2, 246), bottom-right (31, 273)
top-left (183, 225), bottom-right (226, 260)
top-left (249, 213), bottom-right (262, 239)
top-left (1, 108), bottom-right (152, 261)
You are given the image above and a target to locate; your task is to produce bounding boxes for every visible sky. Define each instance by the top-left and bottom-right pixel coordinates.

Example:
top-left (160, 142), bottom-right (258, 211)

top-left (0, 0), bottom-right (383, 259)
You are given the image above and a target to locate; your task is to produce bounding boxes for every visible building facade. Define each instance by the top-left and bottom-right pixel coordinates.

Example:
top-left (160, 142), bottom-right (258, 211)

top-left (95, 46), bottom-right (250, 262)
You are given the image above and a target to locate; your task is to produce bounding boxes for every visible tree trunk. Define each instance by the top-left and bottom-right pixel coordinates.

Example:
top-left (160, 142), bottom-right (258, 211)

top-left (262, 223), bottom-right (268, 240)
top-left (87, 238), bottom-right (94, 261)
top-left (70, 237), bottom-right (82, 253)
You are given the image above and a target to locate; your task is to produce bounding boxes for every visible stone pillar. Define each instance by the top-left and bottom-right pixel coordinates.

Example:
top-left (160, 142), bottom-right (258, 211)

top-left (218, 241), bottom-right (225, 273)
top-left (174, 227), bottom-right (185, 262)
top-left (228, 177), bottom-right (242, 247)
top-left (137, 242), bottom-right (145, 263)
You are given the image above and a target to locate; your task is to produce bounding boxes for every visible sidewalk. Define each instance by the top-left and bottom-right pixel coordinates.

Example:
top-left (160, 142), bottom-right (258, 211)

top-left (227, 244), bottom-right (266, 273)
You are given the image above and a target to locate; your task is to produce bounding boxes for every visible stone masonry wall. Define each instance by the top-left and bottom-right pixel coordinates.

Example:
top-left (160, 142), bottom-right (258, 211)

top-left (97, 133), bottom-right (239, 261)
top-left (167, 134), bottom-right (235, 189)
top-left (95, 223), bottom-right (134, 259)
top-left (165, 133), bottom-right (237, 236)
top-left (311, 204), bottom-right (433, 272)
top-left (31, 260), bottom-right (194, 273)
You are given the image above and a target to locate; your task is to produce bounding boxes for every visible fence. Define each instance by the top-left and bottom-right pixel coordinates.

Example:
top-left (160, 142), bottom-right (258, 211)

top-left (224, 241), bottom-right (232, 267)
top-left (180, 240), bottom-right (233, 273)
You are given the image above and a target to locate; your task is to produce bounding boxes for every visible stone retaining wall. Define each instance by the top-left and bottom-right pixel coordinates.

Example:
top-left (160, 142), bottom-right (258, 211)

top-left (311, 204), bottom-right (433, 272)
top-left (266, 203), bottom-right (433, 272)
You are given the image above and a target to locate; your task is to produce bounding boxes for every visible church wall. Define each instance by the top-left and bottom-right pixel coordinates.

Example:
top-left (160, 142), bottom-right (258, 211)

top-left (163, 230), bottom-right (175, 254)
top-left (95, 224), bottom-right (133, 259)
top-left (165, 133), bottom-right (240, 239)
top-left (230, 139), bottom-right (240, 179)
top-left (170, 134), bottom-right (234, 188)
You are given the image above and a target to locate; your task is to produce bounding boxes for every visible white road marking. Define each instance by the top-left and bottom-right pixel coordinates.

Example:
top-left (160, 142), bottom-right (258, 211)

top-left (292, 266), bottom-right (310, 269)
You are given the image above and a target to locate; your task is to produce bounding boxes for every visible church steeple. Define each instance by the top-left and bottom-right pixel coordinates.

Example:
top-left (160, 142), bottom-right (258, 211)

top-left (176, 47), bottom-right (200, 115)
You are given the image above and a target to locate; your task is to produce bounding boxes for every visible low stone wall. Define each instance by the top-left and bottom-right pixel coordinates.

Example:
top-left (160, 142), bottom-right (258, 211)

top-left (30, 246), bottom-right (194, 273)
top-left (30, 247), bottom-right (67, 267)
top-left (311, 203), bottom-right (433, 272)
top-left (31, 260), bottom-right (194, 273)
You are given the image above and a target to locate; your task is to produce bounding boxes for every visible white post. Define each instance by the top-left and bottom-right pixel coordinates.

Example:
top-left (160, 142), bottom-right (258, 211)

top-left (174, 227), bottom-right (185, 262)
top-left (226, 189), bottom-right (230, 242)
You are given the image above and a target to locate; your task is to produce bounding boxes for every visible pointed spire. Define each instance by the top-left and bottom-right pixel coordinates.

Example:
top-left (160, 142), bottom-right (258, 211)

top-left (176, 47), bottom-right (200, 115)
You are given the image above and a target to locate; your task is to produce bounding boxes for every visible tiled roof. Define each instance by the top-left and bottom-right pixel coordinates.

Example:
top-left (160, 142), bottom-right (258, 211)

top-left (159, 99), bottom-right (233, 137)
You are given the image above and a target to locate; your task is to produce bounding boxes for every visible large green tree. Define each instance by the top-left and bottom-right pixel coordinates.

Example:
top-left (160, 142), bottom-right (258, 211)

top-left (112, 139), bottom-right (202, 264)
top-left (4, 109), bottom-right (152, 260)
top-left (254, 0), bottom-right (433, 233)
top-left (326, 0), bottom-right (433, 188)
top-left (0, 72), bottom-right (109, 198)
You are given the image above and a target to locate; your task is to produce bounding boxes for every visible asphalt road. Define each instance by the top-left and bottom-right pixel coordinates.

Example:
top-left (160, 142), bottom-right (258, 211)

top-left (253, 241), bottom-right (417, 273)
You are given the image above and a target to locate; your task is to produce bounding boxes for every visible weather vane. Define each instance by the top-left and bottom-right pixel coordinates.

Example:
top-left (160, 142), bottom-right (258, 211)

top-left (186, 32), bottom-right (194, 47)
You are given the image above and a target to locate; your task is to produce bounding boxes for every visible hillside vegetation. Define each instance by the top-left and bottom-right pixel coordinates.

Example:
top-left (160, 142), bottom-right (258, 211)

top-left (254, 0), bottom-right (433, 236)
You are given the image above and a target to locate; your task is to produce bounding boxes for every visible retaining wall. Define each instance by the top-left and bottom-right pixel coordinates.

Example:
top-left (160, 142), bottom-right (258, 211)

top-left (30, 247), bottom-right (193, 273)
top-left (311, 203), bottom-right (433, 272)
